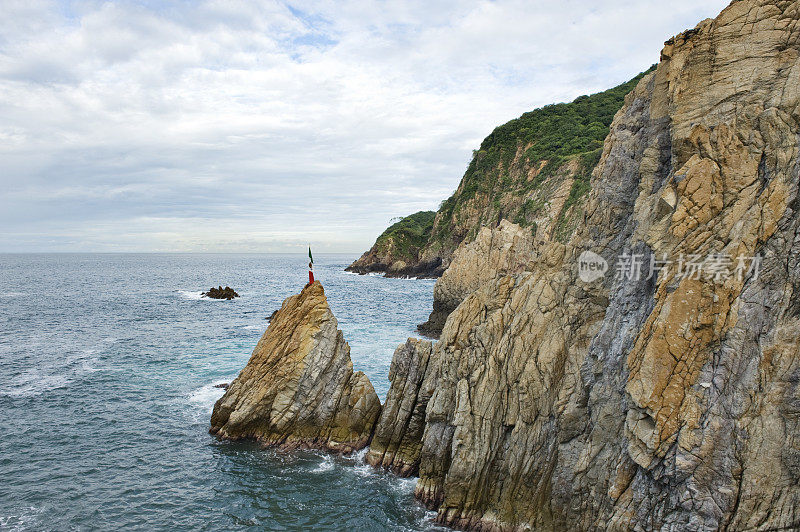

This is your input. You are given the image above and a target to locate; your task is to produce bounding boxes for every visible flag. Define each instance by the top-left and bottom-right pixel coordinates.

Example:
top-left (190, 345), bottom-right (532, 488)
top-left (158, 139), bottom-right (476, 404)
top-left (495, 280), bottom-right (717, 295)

top-left (308, 246), bottom-right (313, 264)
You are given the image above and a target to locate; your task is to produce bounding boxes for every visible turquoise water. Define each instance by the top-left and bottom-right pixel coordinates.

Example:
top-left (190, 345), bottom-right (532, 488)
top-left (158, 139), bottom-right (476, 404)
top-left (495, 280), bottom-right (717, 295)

top-left (0, 253), bottom-right (442, 531)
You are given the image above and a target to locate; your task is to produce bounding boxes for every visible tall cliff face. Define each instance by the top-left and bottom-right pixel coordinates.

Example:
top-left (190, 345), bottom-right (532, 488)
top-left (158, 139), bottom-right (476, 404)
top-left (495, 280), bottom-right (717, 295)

top-left (369, 1), bottom-right (800, 529)
top-left (417, 219), bottom-right (536, 336)
top-left (210, 282), bottom-right (381, 454)
top-left (347, 69), bottom-right (654, 278)
top-left (365, 338), bottom-right (433, 476)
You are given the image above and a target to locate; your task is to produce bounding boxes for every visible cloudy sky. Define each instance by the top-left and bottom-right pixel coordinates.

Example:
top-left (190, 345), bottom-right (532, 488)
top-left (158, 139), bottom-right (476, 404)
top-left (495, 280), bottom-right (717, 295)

top-left (1, 0), bottom-right (730, 253)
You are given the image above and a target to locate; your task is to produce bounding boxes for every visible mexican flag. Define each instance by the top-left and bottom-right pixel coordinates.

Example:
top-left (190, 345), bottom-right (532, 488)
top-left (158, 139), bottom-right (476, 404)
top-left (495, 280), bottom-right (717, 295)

top-left (308, 246), bottom-right (313, 264)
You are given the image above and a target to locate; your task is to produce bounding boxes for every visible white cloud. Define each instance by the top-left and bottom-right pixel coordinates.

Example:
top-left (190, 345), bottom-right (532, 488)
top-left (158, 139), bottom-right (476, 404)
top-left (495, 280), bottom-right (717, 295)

top-left (0, 0), bottom-right (730, 252)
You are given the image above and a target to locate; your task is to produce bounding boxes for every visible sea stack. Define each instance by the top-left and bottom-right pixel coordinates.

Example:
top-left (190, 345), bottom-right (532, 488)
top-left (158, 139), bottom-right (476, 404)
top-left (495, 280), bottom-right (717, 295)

top-left (210, 281), bottom-right (381, 454)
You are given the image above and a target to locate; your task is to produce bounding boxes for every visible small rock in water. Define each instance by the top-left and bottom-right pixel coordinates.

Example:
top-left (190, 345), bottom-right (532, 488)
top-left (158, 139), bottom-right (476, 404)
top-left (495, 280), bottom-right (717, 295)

top-left (202, 286), bottom-right (239, 300)
top-left (214, 383), bottom-right (229, 390)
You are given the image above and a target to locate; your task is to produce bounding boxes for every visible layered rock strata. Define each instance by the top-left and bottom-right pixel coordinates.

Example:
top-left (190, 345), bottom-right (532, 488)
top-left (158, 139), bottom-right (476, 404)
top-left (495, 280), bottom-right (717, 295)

top-left (365, 338), bottom-right (433, 476)
top-left (210, 282), bottom-right (381, 454)
top-left (370, 1), bottom-right (800, 529)
top-left (418, 219), bottom-right (536, 336)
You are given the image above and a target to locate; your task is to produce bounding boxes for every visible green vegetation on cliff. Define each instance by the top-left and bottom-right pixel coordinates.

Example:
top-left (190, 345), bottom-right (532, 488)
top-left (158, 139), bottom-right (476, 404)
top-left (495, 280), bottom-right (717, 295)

top-left (552, 147), bottom-right (603, 242)
top-left (349, 66), bottom-right (655, 275)
top-left (434, 65), bottom-right (656, 243)
top-left (374, 210), bottom-right (436, 262)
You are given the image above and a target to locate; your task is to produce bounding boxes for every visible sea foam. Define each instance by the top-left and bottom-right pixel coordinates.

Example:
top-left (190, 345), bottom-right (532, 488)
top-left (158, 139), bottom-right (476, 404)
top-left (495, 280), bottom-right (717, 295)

top-left (188, 380), bottom-right (230, 418)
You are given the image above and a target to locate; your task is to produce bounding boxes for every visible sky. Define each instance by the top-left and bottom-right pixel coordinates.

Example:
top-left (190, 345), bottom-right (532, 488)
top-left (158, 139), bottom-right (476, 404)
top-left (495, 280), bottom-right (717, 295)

top-left (0, 0), bottom-right (731, 253)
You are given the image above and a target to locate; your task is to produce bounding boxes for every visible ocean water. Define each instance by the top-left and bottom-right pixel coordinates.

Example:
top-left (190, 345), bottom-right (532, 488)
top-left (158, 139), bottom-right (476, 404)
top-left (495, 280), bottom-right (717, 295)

top-left (0, 253), bottom-right (443, 531)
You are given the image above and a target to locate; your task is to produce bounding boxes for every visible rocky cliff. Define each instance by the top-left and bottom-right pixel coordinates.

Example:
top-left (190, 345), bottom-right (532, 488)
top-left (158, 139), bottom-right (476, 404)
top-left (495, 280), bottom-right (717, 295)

top-left (347, 68), bottom-right (653, 278)
top-left (369, 1), bottom-right (800, 529)
top-left (346, 211), bottom-right (441, 278)
top-left (417, 219), bottom-right (536, 336)
top-left (210, 282), bottom-right (381, 453)
top-left (365, 338), bottom-right (433, 476)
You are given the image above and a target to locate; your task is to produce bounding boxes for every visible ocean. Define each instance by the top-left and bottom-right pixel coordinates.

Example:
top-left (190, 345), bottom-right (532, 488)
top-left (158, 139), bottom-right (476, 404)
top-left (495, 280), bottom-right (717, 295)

top-left (0, 253), bottom-right (444, 531)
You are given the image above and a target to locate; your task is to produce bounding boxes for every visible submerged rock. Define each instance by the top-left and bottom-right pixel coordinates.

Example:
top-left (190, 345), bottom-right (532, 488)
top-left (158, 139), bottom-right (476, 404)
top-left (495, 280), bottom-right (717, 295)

top-left (210, 282), bottom-right (381, 454)
top-left (202, 286), bottom-right (239, 300)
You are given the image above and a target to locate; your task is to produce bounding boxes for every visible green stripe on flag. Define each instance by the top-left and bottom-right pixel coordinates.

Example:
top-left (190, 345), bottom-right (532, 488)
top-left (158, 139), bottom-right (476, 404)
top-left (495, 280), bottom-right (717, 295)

top-left (308, 246), bottom-right (313, 263)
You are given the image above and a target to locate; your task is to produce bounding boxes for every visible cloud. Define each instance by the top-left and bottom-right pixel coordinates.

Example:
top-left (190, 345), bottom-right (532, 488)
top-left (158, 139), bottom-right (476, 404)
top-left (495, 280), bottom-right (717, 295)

top-left (0, 0), bottom-right (730, 252)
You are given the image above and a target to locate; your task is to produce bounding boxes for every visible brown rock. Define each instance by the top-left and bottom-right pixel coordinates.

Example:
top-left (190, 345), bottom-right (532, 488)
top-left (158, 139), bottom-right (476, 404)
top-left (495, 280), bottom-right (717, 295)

top-left (370, 1), bottom-right (800, 529)
top-left (365, 338), bottom-right (433, 476)
top-left (210, 282), bottom-right (381, 454)
top-left (418, 219), bottom-right (536, 336)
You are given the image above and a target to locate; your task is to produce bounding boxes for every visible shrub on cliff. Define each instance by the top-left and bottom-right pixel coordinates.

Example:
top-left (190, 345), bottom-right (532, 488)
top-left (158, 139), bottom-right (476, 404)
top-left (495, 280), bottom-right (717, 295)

top-left (374, 210), bottom-right (436, 262)
top-left (448, 65), bottom-right (656, 208)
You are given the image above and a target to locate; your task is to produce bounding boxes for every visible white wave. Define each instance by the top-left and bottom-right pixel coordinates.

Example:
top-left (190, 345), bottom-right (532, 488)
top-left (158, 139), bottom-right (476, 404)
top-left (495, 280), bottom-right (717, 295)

top-left (0, 350), bottom-right (100, 398)
top-left (350, 448), bottom-right (377, 477)
top-left (392, 476), bottom-right (419, 495)
top-left (390, 276), bottom-right (437, 282)
top-left (188, 380), bottom-right (230, 417)
top-left (0, 506), bottom-right (42, 530)
top-left (74, 349), bottom-right (101, 372)
top-left (0, 291), bottom-right (24, 298)
top-left (176, 290), bottom-right (204, 300)
top-left (312, 455), bottom-right (335, 473)
top-left (0, 373), bottom-right (71, 398)
top-left (176, 290), bottom-right (236, 301)
top-left (242, 324), bottom-right (263, 331)
top-left (343, 271), bottom-right (436, 282)
top-left (352, 447), bottom-right (369, 462)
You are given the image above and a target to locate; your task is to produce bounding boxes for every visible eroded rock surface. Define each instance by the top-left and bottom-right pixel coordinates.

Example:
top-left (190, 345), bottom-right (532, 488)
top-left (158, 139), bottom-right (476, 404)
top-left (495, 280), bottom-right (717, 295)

top-left (371, 1), bottom-right (800, 529)
top-left (418, 220), bottom-right (535, 336)
top-left (210, 282), bottom-right (381, 453)
top-left (366, 338), bottom-right (433, 476)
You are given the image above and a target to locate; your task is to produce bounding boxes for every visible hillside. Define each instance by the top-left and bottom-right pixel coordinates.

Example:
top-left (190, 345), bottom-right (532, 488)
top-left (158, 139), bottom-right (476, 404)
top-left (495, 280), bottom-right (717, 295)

top-left (345, 211), bottom-right (436, 276)
top-left (347, 66), bottom-right (655, 277)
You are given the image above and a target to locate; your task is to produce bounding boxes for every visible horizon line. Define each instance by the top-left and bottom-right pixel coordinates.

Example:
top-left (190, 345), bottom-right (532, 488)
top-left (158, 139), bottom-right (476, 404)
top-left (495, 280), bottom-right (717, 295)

top-left (0, 251), bottom-right (362, 255)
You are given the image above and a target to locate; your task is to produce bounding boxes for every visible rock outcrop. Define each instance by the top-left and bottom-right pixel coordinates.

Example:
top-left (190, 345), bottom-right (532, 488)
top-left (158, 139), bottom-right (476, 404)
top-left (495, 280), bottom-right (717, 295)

top-left (369, 1), bottom-right (800, 529)
top-left (346, 211), bottom-right (442, 278)
top-left (365, 338), bottom-right (433, 475)
top-left (202, 286), bottom-right (239, 300)
top-left (417, 219), bottom-right (536, 336)
top-left (210, 282), bottom-right (381, 454)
